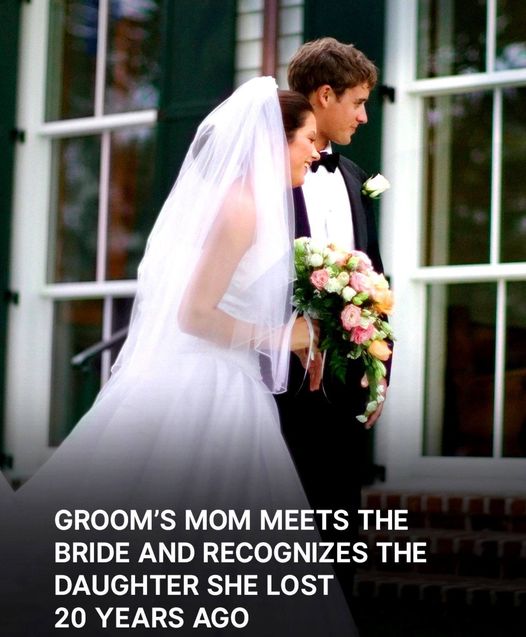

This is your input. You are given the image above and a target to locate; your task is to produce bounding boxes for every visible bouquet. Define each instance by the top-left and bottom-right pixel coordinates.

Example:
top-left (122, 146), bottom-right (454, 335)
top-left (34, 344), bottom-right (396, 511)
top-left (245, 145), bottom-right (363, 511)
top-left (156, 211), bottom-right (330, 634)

top-left (293, 238), bottom-right (395, 423)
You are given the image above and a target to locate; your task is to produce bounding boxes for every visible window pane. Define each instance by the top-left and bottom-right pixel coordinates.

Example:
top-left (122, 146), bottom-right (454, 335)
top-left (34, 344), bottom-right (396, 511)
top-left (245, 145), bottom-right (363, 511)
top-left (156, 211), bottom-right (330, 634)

top-left (105, 0), bottom-right (161, 114)
top-left (106, 127), bottom-right (157, 280)
top-left (47, 0), bottom-right (99, 121)
top-left (496, 0), bottom-right (526, 70)
top-left (417, 0), bottom-right (486, 78)
top-left (503, 281), bottom-right (526, 457)
top-left (423, 92), bottom-right (492, 266)
top-left (424, 282), bottom-right (496, 457)
top-left (49, 300), bottom-right (103, 446)
top-left (48, 136), bottom-right (101, 283)
top-left (501, 86), bottom-right (526, 263)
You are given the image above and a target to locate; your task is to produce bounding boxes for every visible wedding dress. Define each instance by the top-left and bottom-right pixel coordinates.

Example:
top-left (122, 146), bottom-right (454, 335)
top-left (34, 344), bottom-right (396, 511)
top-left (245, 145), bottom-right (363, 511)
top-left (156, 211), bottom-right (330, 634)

top-left (8, 78), bottom-right (358, 636)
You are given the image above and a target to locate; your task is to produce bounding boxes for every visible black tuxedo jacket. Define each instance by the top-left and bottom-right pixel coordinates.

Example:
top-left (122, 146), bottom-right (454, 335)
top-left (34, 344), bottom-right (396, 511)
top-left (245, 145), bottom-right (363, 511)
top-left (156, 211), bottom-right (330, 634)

top-left (276, 156), bottom-right (389, 586)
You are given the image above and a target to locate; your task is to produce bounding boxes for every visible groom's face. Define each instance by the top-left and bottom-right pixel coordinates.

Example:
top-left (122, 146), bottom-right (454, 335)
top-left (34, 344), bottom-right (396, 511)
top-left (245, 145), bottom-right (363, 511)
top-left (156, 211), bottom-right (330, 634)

top-left (314, 83), bottom-right (370, 148)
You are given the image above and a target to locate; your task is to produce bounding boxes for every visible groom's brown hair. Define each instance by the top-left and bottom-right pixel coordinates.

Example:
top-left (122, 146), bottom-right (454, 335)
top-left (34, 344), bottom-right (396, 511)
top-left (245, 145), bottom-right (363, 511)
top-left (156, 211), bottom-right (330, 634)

top-left (288, 37), bottom-right (377, 98)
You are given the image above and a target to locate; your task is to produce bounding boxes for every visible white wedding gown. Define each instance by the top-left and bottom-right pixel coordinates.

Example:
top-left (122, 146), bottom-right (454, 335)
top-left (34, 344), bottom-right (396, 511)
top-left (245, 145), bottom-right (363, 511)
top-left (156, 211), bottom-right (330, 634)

top-left (5, 76), bottom-right (358, 636)
top-left (10, 253), bottom-right (358, 637)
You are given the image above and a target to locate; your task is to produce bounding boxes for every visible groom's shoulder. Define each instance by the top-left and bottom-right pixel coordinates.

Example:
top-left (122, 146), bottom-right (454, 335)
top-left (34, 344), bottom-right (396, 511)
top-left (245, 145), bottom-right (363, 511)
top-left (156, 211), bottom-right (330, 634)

top-left (339, 155), bottom-right (368, 182)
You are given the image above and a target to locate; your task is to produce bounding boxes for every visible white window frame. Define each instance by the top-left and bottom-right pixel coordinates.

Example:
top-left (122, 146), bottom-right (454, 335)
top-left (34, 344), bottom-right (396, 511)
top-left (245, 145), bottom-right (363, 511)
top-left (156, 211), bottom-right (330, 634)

top-left (376, 0), bottom-right (526, 492)
top-left (5, 1), bottom-right (156, 479)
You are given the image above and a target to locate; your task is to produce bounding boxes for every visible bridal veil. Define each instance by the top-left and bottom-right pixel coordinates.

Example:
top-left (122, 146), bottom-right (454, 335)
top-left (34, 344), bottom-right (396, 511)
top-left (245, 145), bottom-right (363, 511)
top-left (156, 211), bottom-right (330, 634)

top-left (109, 75), bottom-right (295, 396)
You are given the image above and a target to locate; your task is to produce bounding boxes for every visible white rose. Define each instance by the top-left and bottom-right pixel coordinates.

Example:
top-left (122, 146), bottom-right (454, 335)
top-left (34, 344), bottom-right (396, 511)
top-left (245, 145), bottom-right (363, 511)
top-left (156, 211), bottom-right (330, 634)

top-left (362, 173), bottom-right (391, 198)
top-left (370, 272), bottom-right (389, 289)
top-left (324, 277), bottom-right (344, 294)
top-left (294, 237), bottom-right (309, 248)
top-left (326, 250), bottom-right (348, 265)
top-left (342, 285), bottom-right (357, 301)
top-left (308, 253), bottom-right (324, 267)
top-left (337, 271), bottom-right (350, 287)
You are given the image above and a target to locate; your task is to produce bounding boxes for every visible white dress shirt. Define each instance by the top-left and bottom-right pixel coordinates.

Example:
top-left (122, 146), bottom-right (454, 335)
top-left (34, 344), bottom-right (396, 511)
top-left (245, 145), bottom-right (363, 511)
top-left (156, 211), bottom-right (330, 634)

top-left (302, 146), bottom-right (355, 251)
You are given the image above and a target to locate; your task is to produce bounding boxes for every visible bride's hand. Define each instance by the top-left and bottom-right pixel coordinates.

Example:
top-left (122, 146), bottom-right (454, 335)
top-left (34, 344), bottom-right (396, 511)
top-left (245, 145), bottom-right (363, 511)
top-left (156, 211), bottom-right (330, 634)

top-left (293, 348), bottom-right (323, 391)
top-left (291, 317), bottom-right (322, 392)
top-left (290, 316), bottom-right (319, 351)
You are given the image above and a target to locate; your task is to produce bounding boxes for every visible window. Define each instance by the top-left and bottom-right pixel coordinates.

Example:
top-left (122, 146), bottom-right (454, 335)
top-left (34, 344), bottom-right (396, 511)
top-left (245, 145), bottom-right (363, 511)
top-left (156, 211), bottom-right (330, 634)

top-left (43, 0), bottom-right (161, 443)
top-left (414, 0), bottom-right (526, 458)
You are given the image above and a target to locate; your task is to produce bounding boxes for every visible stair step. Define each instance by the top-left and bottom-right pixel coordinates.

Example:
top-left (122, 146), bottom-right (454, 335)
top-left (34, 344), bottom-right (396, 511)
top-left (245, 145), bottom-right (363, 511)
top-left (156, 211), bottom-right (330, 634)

top-left (359, 527), bottom-right (526, 555)
top-left (354, 571), bottom-right (526, 606)
top-left (362, 489), bottom-right (526, 516)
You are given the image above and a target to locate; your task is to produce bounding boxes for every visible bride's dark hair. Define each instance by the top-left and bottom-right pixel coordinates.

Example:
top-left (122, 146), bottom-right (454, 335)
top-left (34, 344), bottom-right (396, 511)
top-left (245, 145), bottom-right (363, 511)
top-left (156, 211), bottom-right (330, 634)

top-left (278, 90), bottom-right (314, 142)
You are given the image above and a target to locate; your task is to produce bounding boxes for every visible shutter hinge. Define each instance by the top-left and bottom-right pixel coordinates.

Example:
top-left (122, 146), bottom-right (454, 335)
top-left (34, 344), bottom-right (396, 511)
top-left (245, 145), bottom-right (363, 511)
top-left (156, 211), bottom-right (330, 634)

top-left (379, 85), bottom-right (396, 103)
top-left (10, 128), bottom-right (26, 143)
top-left (0, 453), bottom-right (13, 470)
top-left (375, 464), bottom-right (386, 482)
top-left (4, 290), bottom-right (20, 305)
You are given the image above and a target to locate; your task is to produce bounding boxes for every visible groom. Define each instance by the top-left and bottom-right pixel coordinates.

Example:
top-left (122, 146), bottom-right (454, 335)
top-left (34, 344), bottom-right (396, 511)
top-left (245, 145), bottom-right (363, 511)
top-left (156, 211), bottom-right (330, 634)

top-left (277, 38), bottom-right (391, 604)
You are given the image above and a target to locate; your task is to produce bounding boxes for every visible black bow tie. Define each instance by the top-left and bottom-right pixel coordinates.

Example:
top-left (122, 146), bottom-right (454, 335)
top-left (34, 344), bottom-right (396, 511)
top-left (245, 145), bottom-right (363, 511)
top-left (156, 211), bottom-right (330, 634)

top-left (311, 151), bottom-right (340, 173)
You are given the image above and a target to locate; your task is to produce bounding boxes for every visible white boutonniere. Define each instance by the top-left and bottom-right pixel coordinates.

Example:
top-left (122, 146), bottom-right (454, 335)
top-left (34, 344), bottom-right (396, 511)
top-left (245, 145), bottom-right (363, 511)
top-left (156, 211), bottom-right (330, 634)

top-left (362, 173), bottom-right (391, 199)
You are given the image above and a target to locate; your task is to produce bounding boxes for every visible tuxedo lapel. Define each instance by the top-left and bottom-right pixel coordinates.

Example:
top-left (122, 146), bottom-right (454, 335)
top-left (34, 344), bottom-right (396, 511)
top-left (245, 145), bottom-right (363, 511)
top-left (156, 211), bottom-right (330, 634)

top-left (339, 159), bottom-right (368, 251)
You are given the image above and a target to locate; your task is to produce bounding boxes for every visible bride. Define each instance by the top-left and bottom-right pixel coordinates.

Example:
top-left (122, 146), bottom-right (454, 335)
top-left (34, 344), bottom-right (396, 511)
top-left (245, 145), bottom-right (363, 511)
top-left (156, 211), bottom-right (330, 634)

top-left (10, 77), bottom-right (359, 636)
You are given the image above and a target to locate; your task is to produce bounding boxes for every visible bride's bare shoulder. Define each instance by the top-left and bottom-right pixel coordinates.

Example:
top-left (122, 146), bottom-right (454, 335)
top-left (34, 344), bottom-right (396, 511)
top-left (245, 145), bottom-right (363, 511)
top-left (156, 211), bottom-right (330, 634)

top-left (216, 180), bottom-right (256, 244)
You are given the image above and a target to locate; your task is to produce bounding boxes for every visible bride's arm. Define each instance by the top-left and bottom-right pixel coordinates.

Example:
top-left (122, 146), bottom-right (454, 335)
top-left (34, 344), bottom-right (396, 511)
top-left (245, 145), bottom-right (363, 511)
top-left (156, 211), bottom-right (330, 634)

top-left (177, 185), bottom-right (255, 345)
top-left (178, 186), bottom-right (313, 351)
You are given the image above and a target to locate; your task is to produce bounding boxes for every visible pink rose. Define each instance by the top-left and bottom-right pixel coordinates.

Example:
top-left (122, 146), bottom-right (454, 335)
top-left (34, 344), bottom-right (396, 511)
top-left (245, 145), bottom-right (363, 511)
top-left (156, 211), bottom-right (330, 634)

top-left (341, 304), bottom-right (362, 331)
top-left (310, 269), bottom-right (329, 290)
top-left (350, 272), bottom-right (372, 295)
top-left (351, 250), bottom-right (373, 272)
top-left (350, 323), bottom-right (375, 344)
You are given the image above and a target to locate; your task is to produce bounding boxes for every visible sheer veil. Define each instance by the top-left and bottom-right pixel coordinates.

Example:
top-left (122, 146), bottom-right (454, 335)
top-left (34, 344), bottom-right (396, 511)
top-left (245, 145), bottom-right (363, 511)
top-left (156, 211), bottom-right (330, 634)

top-left (15, 77), bottom-right (297, 505)
top-left (107, 76), bottom-right (295, 394)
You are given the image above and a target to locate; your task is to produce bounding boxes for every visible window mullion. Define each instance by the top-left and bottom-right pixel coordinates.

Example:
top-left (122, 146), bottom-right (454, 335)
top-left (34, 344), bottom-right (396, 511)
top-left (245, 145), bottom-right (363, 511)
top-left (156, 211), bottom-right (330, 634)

top-left (407, 68), bottom-right (526, 96)
top-left (38, 111), bottom-right (157, 138)
top-left (95, 0), bottom-right (109, 117)
top-left (96, 132), bottom-right (111, 282)
top-left (101, 296), bottom-right (113, 384)
top-left (490, 88), bottom-right (502, 265)
top-left (486, 0), bottom-right (497, 73)
top-left (493, 279), bottom-right (507, 458)
top-left (413, 262), bottom-right (526, 283)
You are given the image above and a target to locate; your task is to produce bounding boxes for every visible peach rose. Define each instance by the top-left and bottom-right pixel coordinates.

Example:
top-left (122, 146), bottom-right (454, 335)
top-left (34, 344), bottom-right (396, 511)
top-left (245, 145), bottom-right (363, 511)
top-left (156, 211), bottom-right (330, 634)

top-left (341, 304), bottom-right (361, 331)
top-left (368, 339), bottom-right (392, 361)
top-left (373, 289), bottom-right (394, 315)
top-left (370, 272), bottom-right (389, 298)
top-left (310, 269), bottom-right (329, 290)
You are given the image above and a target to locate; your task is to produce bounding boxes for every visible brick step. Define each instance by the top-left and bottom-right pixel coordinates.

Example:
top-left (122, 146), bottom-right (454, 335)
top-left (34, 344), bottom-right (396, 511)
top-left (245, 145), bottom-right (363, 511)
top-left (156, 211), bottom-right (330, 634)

top-left (362, 489), bottom-right (526, 532)
top-left (357, 527), bottom-right (526, 579)
top-left (354, 570), bottom-right (526, 607)
top-left (359, 527), bottom-right (526, 558)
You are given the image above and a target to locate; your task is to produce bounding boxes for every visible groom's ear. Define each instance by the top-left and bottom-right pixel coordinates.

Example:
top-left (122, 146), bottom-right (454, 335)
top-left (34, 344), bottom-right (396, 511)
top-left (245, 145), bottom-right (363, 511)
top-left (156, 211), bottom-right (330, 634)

top-left (311, 85), bottom-right (333, 109)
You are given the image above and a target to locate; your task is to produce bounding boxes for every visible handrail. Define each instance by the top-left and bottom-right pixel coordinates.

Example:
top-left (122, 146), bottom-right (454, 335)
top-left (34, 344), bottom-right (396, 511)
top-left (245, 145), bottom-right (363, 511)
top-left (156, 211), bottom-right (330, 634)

top-left (71, 326), bottom-right (128, 368)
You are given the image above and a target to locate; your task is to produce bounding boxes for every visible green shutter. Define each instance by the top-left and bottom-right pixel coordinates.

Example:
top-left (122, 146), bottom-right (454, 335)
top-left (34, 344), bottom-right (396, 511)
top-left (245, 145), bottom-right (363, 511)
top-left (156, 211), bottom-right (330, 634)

top-left (154, 0), bottom-right (237, 206)
top-left (303, 0), bottom-right (386, 175)
top-left (0, 1), bottom-right (21, 466)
